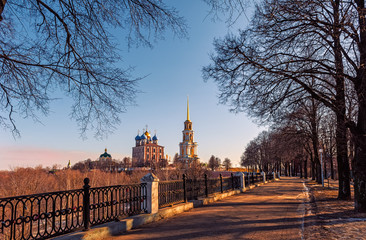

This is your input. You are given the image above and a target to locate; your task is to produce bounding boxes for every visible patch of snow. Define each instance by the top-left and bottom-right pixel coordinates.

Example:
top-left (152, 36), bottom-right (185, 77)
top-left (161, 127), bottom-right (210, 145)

top-left (299, 181), bottom-right (311, 240)
top-left (344, 218), bottom-right (366, 222)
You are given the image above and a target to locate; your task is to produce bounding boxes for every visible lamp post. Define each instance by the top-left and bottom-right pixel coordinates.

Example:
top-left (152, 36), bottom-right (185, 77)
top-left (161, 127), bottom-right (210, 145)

top-left (319, 148), bottom-right (324, 187)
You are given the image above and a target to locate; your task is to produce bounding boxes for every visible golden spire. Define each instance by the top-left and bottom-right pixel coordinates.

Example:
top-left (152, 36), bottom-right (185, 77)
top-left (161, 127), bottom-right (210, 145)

top-left (187, 96), bottom-right (190, 121)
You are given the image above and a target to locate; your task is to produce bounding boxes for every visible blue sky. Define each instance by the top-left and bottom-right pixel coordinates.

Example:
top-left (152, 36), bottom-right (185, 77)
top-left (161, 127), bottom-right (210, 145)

top-left (0, 1), bottom-right (265, 170)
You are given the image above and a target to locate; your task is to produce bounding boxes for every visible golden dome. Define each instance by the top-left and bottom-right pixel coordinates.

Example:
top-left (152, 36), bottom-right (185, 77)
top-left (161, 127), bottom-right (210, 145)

top-left (144, 131), bottom-right (151, 139)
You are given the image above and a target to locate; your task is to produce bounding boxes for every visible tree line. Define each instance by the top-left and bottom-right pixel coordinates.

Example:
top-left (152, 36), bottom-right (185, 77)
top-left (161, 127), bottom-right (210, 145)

top-left (203, 0), bottom-right (366, 212)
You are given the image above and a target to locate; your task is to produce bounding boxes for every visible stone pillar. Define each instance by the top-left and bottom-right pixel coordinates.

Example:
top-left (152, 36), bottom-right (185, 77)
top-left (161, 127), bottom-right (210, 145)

top-left (141, 173), bottom-right (159, 214)
top-left (235, 172), bottom-right (245, 191)
top-left (261, 172), bottom-right (266, 183)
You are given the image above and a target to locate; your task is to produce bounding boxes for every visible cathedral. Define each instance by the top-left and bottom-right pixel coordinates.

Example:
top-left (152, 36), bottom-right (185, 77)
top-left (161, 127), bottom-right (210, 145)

top-left (178, 98), bottom-right (199, 163)
top-left (132, 128), bottom-right (165, 167)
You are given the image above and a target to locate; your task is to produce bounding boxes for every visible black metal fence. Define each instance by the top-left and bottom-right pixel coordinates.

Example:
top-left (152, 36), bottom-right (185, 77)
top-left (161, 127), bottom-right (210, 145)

top-left (0, 178), bottom-right (147, 240)
top-left (0, 172), bottom-right (275, 239)
top-left (158, 180), bottom-right (185, 208)
top-left (266, 173), bottom-right (274, 181)
top-left (158, 173), bottom-right (241, 208)
top-left (247, 173), bottom-right (265, 185)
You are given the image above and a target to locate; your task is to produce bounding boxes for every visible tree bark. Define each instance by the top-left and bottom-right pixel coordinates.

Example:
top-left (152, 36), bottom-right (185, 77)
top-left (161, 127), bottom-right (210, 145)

top-left (0, 0), bottom-right (6, 21)
top-left (316, 161), bottom-right (321, 184)
top-left (333, 0), bottom-right (351, 200)
top-left (330, 154), bottom-right (335, 180)
top-left (353, 103), bottom-right (366, 212)
top-left (304, 158), bottom-right (308, 179)
top-left (309, 99), bottom-right (321, 183)
top-left (324, 158), bottom-right (327, 179)
top-left (311, 158), bottom-right (315, 180)
top-left (300, 161), bottom-right (303, 178)
top-left (279, 159), bottom-right (282, 175)
top-left (352, 0), bottom-right (366, 213)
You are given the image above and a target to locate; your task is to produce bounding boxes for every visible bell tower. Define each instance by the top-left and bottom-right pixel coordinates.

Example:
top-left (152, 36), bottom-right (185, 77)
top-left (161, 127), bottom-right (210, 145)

top-left (178, 97), bottom-right (198, 163)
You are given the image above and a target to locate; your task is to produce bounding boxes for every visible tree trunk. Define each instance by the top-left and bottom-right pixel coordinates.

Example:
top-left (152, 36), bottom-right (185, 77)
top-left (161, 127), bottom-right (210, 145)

top-left (330, 154), bottom-right (335, 180)
top-left (304, 158), bottom-right (308, 179)
top-left (284, 162), bottom-right (287, 176)
top-left (316, 161), bottom-right (321, 184)
top-left (300, 161), bottom-right (303, 178)
top-left (352, 0), bottom-right (366, 213)
top-left (311, 159), bottom-right (315, 180)
top-left (324, 158), bottom-right (327, 179)
top-left (0, 0), bottom-right (6, 21)
top-left (332, 0), bottom-right (351, 200)
top-left (353, 109), bottom-right (366, 212)
top-left (279, 159), bottom-right (282, 175)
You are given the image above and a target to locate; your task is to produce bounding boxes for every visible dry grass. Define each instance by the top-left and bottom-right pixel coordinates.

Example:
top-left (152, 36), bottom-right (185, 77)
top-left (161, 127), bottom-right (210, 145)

top-left (0, 166), bottom-right (205, 198)
top-left (0, 167), bottom-right (149, 198)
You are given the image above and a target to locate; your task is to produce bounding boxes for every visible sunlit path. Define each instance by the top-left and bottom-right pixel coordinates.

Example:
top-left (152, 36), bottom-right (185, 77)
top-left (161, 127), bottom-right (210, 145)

top-left (110, 177), bottom-right (308, 240)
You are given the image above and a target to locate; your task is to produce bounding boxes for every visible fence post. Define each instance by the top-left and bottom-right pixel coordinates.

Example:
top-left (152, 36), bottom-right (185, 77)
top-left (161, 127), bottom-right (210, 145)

top-left (183, 174), bottom-right (187, 203)
top-left (83, 178), bottom-right (90, 231)
top-left (141, 173), bottom-right (159, 214)
top-left (110, 189), bottom-right (114, 218)
top-left (204, 174), bottom-right (208, 197)
top-left (231, 173), bottom-right (234, 190)
top-left (235, 172), bottom-right (245, 192)
top-left (220, 174), bottom-right (223, 193)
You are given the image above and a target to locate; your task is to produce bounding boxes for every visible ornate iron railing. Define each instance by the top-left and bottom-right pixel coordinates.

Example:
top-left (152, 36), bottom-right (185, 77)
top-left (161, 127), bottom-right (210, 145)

top-left (0, 189), bottom-right (84, 240)
top-left (88, 183), bottom-right (147, 226)
top-left (186, 178), bottom-right (205, 200)
top-left (0, 179), bottom-right (147, 240)
top-left (207, 177), bottom-right (221, 195)
top-left (158, 181), bottom-right (184, 208)
top-left (158, 174), bottom-right (241, 207)
top-left (1, 172), bottom-right (273, 239)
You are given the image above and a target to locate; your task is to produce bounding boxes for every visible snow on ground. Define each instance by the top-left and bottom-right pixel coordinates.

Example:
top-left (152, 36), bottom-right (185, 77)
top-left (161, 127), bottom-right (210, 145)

top-left (303, 179), bottom-right (366, 240)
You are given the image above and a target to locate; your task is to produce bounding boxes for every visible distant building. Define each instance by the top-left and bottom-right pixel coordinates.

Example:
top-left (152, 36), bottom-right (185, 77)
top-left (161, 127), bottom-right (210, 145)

top-left (99, 148), bottom-right (112, 161)
top-left (132, 128), bottom-right (165, 167)
top-left (178, 97), bottom-right (199, 163)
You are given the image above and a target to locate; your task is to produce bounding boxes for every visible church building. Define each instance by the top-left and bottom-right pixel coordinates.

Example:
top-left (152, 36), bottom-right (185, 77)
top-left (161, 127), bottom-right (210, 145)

top-left (99, 148), bottom-right (112, 161)
top-left (132, 128), bottom-right (165, 167)
top-left (178, 98), bottom-right (199, 163)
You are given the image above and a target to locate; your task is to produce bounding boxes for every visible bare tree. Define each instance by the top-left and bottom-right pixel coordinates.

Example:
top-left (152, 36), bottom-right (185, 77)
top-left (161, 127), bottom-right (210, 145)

top-left (223, 158), bottom-right (232, 171)
top-left (122, 157), bottom-right (131, 168)
top-left (0, 1), bottom-right (186, 137)
top-left (173, 153), bottom-right (180, 165)
top-left (208, 155), bottom-right (220, 171)
top-left (203, 0), bottom-right (366, 207)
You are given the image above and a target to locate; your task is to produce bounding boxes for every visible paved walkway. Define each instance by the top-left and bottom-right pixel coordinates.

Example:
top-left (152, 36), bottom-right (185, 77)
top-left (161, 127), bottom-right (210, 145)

top-left (111, 177), bottom-right (308, 240)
